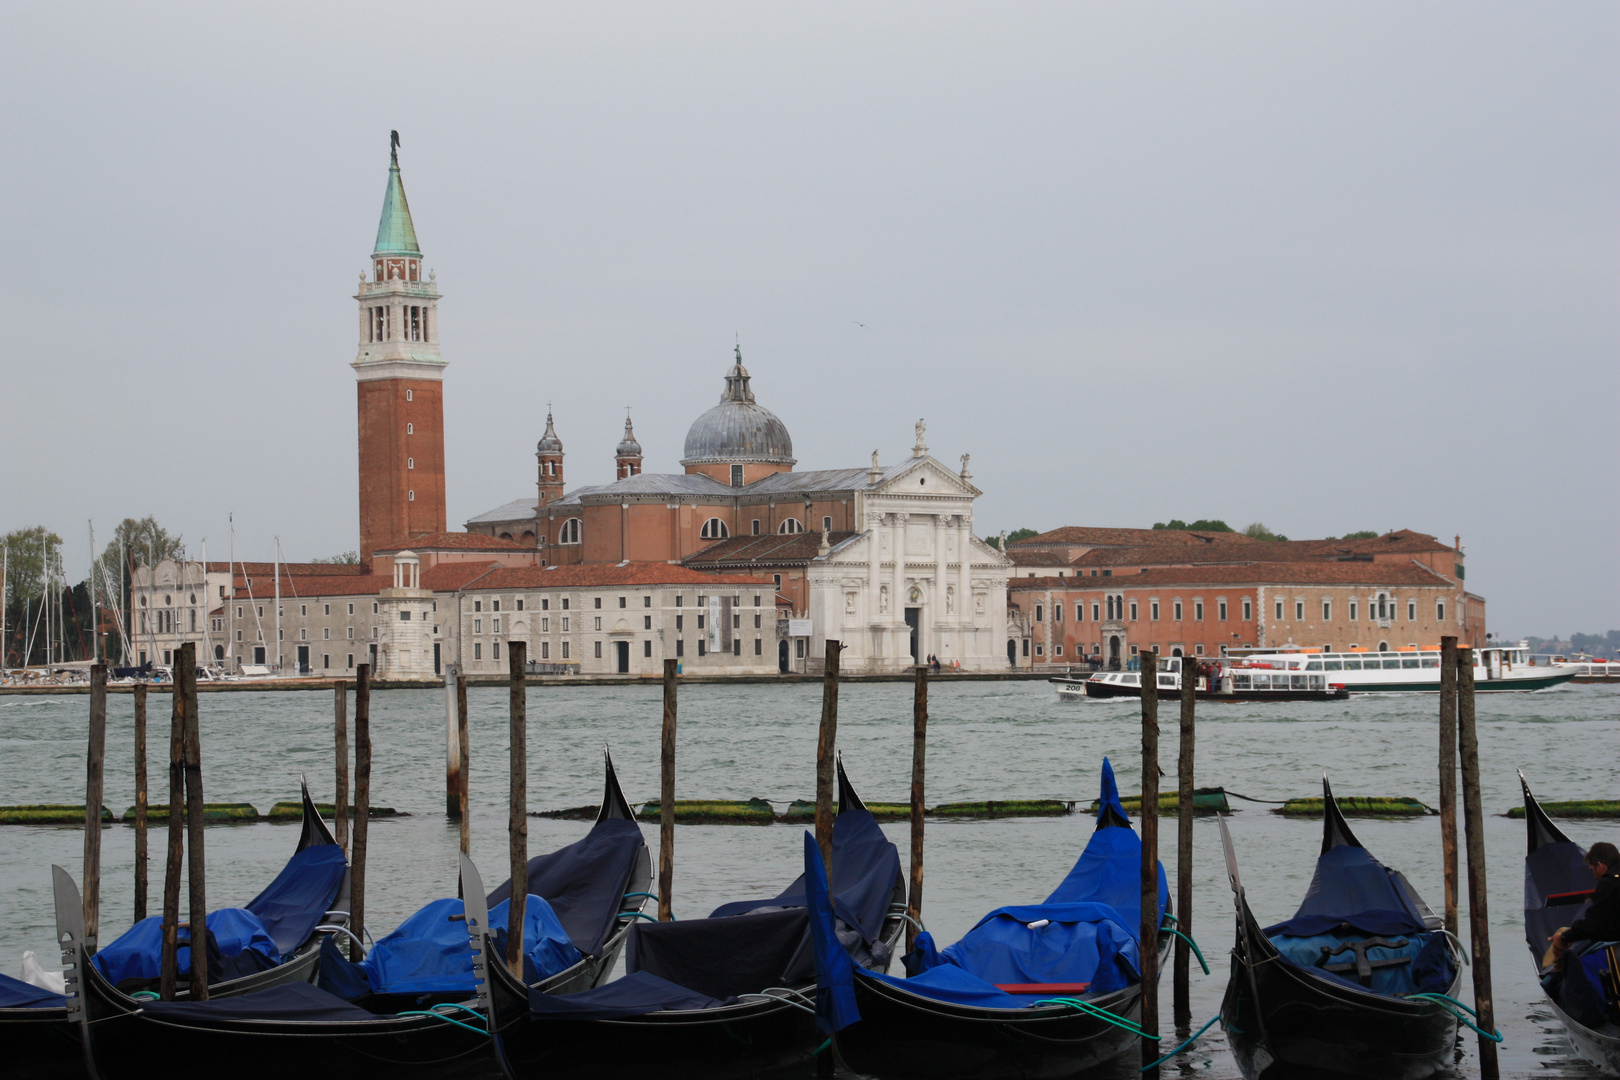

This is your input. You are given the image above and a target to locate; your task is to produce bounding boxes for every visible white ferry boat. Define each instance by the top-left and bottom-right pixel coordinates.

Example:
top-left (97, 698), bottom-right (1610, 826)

top-left (1051, 656), bottom-right (1349, 703)
top-left (1534, 654), bottom-right (1620, 684)
top-left (1231, 642), bottom-right (1575, 693)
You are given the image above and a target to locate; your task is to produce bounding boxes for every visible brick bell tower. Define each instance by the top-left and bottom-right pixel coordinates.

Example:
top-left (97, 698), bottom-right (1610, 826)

top-left (354, 133), bottom-right (447, 565)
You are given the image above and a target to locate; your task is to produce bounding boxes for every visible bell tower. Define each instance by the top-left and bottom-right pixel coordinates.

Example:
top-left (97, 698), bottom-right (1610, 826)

top-left (536, 410), bottom-right (565, 506)
top-left (353, 133), bottom-right (447, 565)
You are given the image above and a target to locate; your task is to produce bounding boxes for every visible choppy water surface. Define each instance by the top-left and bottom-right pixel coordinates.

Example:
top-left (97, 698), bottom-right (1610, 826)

top-left (1, 681), bottom-right (1614, 1078)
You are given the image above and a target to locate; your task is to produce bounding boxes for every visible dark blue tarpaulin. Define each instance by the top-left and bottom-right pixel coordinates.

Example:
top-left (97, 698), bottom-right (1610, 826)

top-left (361, 894), bottom-right (578, 994)
top-left (244, 844), bottom-right (347, 956)
top-left (0, 972), bottom-right (63, 1009)
top-left (138, 980), bottom-right (378, 1023)
top-left (92, 908), bottom-right (279, 987)
top-left (486, 817), bottom-right (645, 956)
top-left (1044, 761), bottom-right (1167, 935)
top-left (1265, 845), bottom-right (1431, 938)
top-left (527, 970), bottom-right (726, 1019)
top-left (805, 831), bottom-right (859, 1034)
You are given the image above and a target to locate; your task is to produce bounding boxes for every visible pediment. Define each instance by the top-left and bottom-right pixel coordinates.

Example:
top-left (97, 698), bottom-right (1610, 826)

top-left (870, 456), bottom-right (980, 498)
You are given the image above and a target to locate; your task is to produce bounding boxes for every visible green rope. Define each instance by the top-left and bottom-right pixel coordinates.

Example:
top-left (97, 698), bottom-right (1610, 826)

top-left (1403, 993), bottom-right (1503, 1043)
top-left (1140, 1015), bottom-right (1219, 1071)
top-left (1032, 997), bottom-right (1160, 1039)
top-left (129, 990), bottom-right (161, 1001)
top-left (622, 892), bottom-right (660, 901)
top-left (813, 1038), bottom-right (831, 1056)
top-left (429, 1002), bottom-right (488, 1021)
top-left (1158, 926), bottom-right (1210, 974)
top-left (393, 1008), bottom-right (490, 1037)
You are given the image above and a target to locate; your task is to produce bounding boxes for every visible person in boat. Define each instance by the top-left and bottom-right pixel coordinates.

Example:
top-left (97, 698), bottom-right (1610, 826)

top-left (1551, 841), bottom-right (1620, 953)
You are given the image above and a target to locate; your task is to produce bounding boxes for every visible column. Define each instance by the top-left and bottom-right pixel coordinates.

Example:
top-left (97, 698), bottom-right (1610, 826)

top-left (892, 513), bottom-right (908, 665)
top-left (958, 516), bottom-right (974, 660)
top-left (865, 513), bottom-right (883, 622)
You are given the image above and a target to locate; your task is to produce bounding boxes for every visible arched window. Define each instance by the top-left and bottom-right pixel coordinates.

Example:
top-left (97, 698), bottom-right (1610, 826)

top-left (700, 518), bottom-right (730, 540)
top-left (559, 518), bottom-right (582, 545)
top-left (778, 518), bottom-right (804, 534)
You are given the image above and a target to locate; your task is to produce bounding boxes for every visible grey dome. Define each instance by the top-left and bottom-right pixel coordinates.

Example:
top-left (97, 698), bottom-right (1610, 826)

top-left (616, 416), bottom-right (642, 457)
top-left (536, 411), bottom-right (563, 454)
top-left (681, 350), bottom-right (795, 466)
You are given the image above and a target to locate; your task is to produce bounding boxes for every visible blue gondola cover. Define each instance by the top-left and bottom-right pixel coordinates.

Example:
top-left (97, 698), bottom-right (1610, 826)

top-left (138, 980), bottom-right (379, 1023)
top-left (0, 971), bottom-right (63, 1009)
top-left (486, 817), bottom-right (645, 956)
top-left (92, 908), bottom-right (279, 987)
top-left (361, 894), bottom-right (578, 994)
top-left (244, 844), bottom-right (348, 956)
top-left (804, 831), bottom-right (859, 1034)
top-left (527, 970), bottom-right (726, 1019)
top-left (1265, 845), bottom-right (1432, 938)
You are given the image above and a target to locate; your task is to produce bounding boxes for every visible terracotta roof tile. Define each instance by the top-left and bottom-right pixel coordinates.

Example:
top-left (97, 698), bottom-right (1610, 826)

top-left (684, 532), bottom-right (857, 566)
top-left (231, 561), bottom-right (507, 599)
top-left (1007, 560), bottom-right (1454, 590)
top-left (469, 563), bottom-right (769, 590)
top-left (1012, 526), bottom-right (1255, 548)
top-left (373, 531), bottom-right (531, 553)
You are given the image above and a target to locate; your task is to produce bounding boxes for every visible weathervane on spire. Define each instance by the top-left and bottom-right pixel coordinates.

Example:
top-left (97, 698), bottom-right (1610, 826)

top-left (390, 130), bottom-right (400, 160)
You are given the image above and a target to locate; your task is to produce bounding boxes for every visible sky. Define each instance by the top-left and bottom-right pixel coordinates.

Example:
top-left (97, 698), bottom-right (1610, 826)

top-left (1, 2), bottom-right (1614, 636)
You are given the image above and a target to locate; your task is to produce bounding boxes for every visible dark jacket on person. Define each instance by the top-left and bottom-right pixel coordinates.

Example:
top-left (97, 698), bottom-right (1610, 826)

top-left (1565, 868), bottom-right (1620, 944)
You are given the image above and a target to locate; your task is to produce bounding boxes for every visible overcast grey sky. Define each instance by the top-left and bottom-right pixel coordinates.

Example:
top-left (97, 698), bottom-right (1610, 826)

top-left (2, 2), bottom-right (1614, 635)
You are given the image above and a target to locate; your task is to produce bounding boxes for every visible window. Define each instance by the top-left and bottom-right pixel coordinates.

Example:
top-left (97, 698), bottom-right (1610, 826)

top-left (323, 627), bottom-right (330, 639)
top-left (618, 596), bottom-right (626, 608)
top-left (542, 617), bottom-right (549, 632)
top-left (493, 617), bottom-right (501, 633)
top-left (1323, 600), bottom-right (1332, 621)
top-left (1150, 600), bottom-right (1159, 621)
top-left (517, 599), bottom-right (525, 610)
top-left (1091, 602), bottom-right (1100, 621)
top-left (1194, 601), bottom-right (1204, 621)
top-left (1275, 599), bottom-right (1284, 621)
top-left (300, 604), bottom-right (307, 616)
top-left (405, 389), bottom-right (413, 401)
top-left (323, 654), bottom-right (330, 668)
top-left (236, 605), bottom-right (243, 618)
top-left (561, 616), bottom-right (570, 631)
top-left (594, 617), bottom-right (601, 630)
top-left (701, 518), bottom-right (730, 540)
top-left (754, 638), bottom-right (762, 655)
top-left (754, 595), bottom-right (761, 607)
top-left (474, 599), bottom-right (483, 612)
top-left (594, 641), bottom-right (602, 658)
top-left (1055, 645), bottom-right (1063, 656)
top-left (823, 516), bottom-right (832, 532)
top-left (1194, 644), bottom-right (1204, 655)
top-left (1076, 603), bottom-right (1084, 621)
top-left (323, 604), bottom-right (330, 615)
top-left (773, 574), bottom-right (782, 587)
top-left (697, 614), bottom-right (705, 630)
top-left (732, 614), bottom-right (740, 629)
top-left (562, 642), bottom-right (570, 658)
top-left (474, 643), bottom-right (482, 659)
top-left (1408, 600), bottom-right (1416, 622)
top-left (1218, 600), bottom-right (1227, 621)
top-left (562, 598), bottom-right (570, 610)
top-left (1242, 598), bottom-right (1252, 621)
top-left (1129, 601), bottom-right (1138, 621)
top-left (348, 603), bottom-right (355, 615)
top-left (645, 641), bottom-right (653, 657)
top-left (408, 490), bottom-right (414, 501)
top-left (698, 640), bottom-right (707, 656)
top-left (406, 423), bottom-right (413, 435)
top-left (347, 654), bottom-right (354, 668)
top-left (675, 639), bottom-right (684, 657)
top-left (1035, 605), bottom-right (1044, 622)
top-left (541, 598), bottom-right (550, 610)
top-left (675, 615), bottom-right (683, 631)
top-left (492, 599), bottom-right (501, 611)
top-left (1174, 600), bottom-right (1183, 621)
top-left (778, 518), bottom-right (803, 534)
top-left (1436, 601), bottom-right (1446, 621)
top-left (236, 630), bottom-right (243, 641)
top-left (347, 627), bottom-right (354, 639)
top-left (752, 519), bottom-right (761, 535)
top-left (1036, 645), bottom-right (1044, 656)
top-left (542, 642), bottom-right (550, 659)
top-left (733, 640), bottom-right (741, 656)
top-left (645, 615), bottom-right (653, 629)
top-left (1295, 601), bottom-right (1304, 621)
top-left (594, 597), bottom-right (602, 609)
top-left (1349, 600), bottom-right (1358, 622)
top-left (474, 619), bottom-right (482, 633)
top-left (492, 641), bottom-right (501, 661)
top-left (1054, 601), bottom-right (1063, 622)
top-left (674, 595), bottom-right (682, 607)
top-left (730, 464), bottom-right (744, 487)
top-left (372, 602), bottom-right (379, 614)
top-left (559, 518), bottom-right (582, 545)
top-left (407, 458), bottom-right (414, 470)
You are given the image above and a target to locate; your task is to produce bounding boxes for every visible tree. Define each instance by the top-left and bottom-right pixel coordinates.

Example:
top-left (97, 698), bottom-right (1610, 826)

top-left (1153, 519), bottom-right (1234, 533)
top-left (311, 551), bottom-right (359, 564)
top-left (990, 529), bottom-right (1039, 551)
top-left (91, 517), bottom-right (185, 664)
top-left (1333, 530), bottom-right (1379, 540)
top-left (3, 526), bottom-right (66, 667)
top-left (1242, 522), bottom-right (1289, 542)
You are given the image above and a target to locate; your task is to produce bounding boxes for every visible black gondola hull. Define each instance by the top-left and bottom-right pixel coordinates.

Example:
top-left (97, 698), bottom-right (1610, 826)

top-left (1, 1005), bottom-right (86, 1080)
top-left (835, 972), bottom-right (1142, 1080)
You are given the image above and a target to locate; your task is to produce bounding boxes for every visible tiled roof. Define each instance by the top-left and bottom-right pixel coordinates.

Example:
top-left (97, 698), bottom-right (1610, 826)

top-left (1068, 531), bottom-right (1453, 567)
top-left (1012, 526), bottom-right (1255, 549)
top-left (231, 561), bottom-right (505, 600)
top-left (211, 561), bottom-right (366, 576)
top-left (468, 563), bottom-right (768, 590)
top-left (684, 532), bottom-right (857, 566)
top-left (1009, 549), bottom-right (1072, 566)
top-left (466, 498), bottom-right (539, 524)
top-left (374, 531), bottom-right (530, 553)
top-left (1007, 561), bottom-right (1454, 590)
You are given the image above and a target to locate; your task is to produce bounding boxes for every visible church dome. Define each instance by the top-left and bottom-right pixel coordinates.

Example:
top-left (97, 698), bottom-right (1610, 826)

top-left (536, 411), bottom-right (563, 454)
top-left (681, 349), bottom-right (795, 466)
top-left (616, 416), bottom-right (642, 457)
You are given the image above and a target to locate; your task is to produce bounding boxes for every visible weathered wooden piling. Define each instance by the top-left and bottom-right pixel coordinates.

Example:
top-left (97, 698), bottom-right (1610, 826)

top-left (159, 663), bottom-right (186, 999)
top-left (133, 681), bottom-right (148, 922)
top-left (506, 641), bottom-right (528, 978)
top-left (457, 672), bottom-right (471, 855)
top-left (815, 640), bottom-right (842, 882)
top-left (907, 664), bottom-right (928, 953)
top-left (178, 643), bottom-right (207, 999)
top-left (659, 658), bottom-right (677, 922)
top-left (445, 662), bottom-right (462, 819)
top-left (1173, 652), bottom-right (1196, 1026)
top-left (1438, 636), bottom-right (1459, 936)
top-left (83, 663), bottom-right (107, 949)
top-left (1140, 648), bottom-right (1160, 1076)
top-left (333, 681), bottom-right (349, 852)
top-left (350, 664), bottom-right (371, 960)
top-left (1456, 646), bottom-right (1498, 1079)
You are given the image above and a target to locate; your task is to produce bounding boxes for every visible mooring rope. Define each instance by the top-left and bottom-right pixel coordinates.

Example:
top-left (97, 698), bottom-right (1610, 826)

top-left (1157, 926), bottom-right (1210, 974)
top-left (394, 1004), bottom-right (491, 1036)
top-left (1403, 992), bottom-right (1503, 1042)
top-left (1032, 996), bottom-right (1160, 1038)
top-left (1139, 1015), bottom-right (1220, 1071)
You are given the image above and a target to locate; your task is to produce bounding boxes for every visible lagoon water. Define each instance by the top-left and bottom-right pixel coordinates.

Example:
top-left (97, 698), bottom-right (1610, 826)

top-left (1, 680), bottom-right (1614, 1079)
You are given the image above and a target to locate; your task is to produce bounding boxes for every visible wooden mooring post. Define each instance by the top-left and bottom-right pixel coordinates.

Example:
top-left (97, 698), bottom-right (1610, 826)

top-left (159, 660), bottom-right (186, 999)
top-left (1140, 648), bottom-right (1161, 1077)
top-left (659, 658), bottom-right (677, 922)
top-left (457, 672), bottom-right (471, 855)
top-left (1173, 652), bottom-right (1196, 1027)
top-left (1456, 646), bottom-right (1499, 1079)
top-left (350, 664), bottom-right (371, 960)
top-left (506, 641), bottom-right (528, 979)
top-left (907, 664), bottom-right (928, 953)
top-left (445, 662), bottom-right (462, 819)
top-left (83, 663), bottom-right (107, 950)
top-left (178, 642), bottom-right (207, 999)
top-left (333, 681), bottom-right (349, 852)
top-left (1438, 636), bottom-right (1459, 936)
top-left (815, 640), bottom-right (842, 883)
top-left (133, 681), bottom-right (148, 923)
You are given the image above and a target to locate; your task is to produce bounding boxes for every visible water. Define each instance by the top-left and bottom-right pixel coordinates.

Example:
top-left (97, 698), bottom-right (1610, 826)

top-left (1, 681), bottom-right (1614, 1078)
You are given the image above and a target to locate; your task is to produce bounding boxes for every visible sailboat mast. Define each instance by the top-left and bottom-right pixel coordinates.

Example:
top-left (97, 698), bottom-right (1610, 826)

top-left (88, 521), bottom-right (99, 665)
top-left (198, 539), bottom-right (211, 668)
top-left (274, 536), bottom-right (282, 675)
top-left (1, 541), bottom-right (7, 678)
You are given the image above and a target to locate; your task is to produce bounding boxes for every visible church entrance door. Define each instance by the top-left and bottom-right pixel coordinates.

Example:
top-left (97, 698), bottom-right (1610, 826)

top-left (904, 608), bottom-right (920, 665)
top-left (615, 641), bottom-right (630, 674)
top-left (1108, 636), bottom-right (1121, 670)
top-left (778, 640), bottom-right (789, 674)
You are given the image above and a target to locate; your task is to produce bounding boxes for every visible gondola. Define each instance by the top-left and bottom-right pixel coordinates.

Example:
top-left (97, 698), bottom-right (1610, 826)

top-left (828, 758), bottom-right (1171, 1080)
top-left (53, 751), bottom-right (649, 1080)
top-left (487, 756), bottom-right (907, 1080)
top-left (1218, 777), bottom-right (1465, 1080)
top-left (1519, 771), bottom-right (1620, 1073)
top-left (8, 778), bottom-right (347, 1080)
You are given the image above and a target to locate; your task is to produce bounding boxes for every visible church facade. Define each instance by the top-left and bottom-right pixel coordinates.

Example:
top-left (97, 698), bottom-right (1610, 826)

top-left (468, 352), bottom-right (1012, 672)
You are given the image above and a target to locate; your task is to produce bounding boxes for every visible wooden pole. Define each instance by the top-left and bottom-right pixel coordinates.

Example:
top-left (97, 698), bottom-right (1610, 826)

top-left (178, 642), bottom-right (206, 999)
top-left (1140, 647), bottom-right (1161, 1076)
top-left (1438, 635), bottom-right (1459, 937)
top-left (1173, 652), bottom-right (1196, 1026)
top-left (659, 658), bottom-right (677, 922)
top-left (83, 662), bottom-right (107, 949)
top-left (133, 681), bottom-right (148, 923)
top-left (350, 664), bottom-right (371, 960)
top-left (1456, 646), bottom-right (1498, 1079)
top-left (815, 640), bottom-right (842, 882)
top-left (457, 673), bottom-right (471, 855)
top-left (506, 641), bottom-right (528, 979)
top-left (333, 681), bottom-right (349, 853)
top-left (907, 664), bottom-right (927, 952)
top-left (446, 662), bottom-right (462, 818)
top-left (159, 666), bottom-right (185, 999)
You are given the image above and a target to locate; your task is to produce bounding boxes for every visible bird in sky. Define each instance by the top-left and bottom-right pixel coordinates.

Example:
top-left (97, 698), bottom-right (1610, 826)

top-left (853, 321), bottom-right (868, 328)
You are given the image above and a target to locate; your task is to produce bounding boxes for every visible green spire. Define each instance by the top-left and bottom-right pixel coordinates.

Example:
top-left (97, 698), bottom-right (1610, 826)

top-left (373, 136), bottom-right (422, 257)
